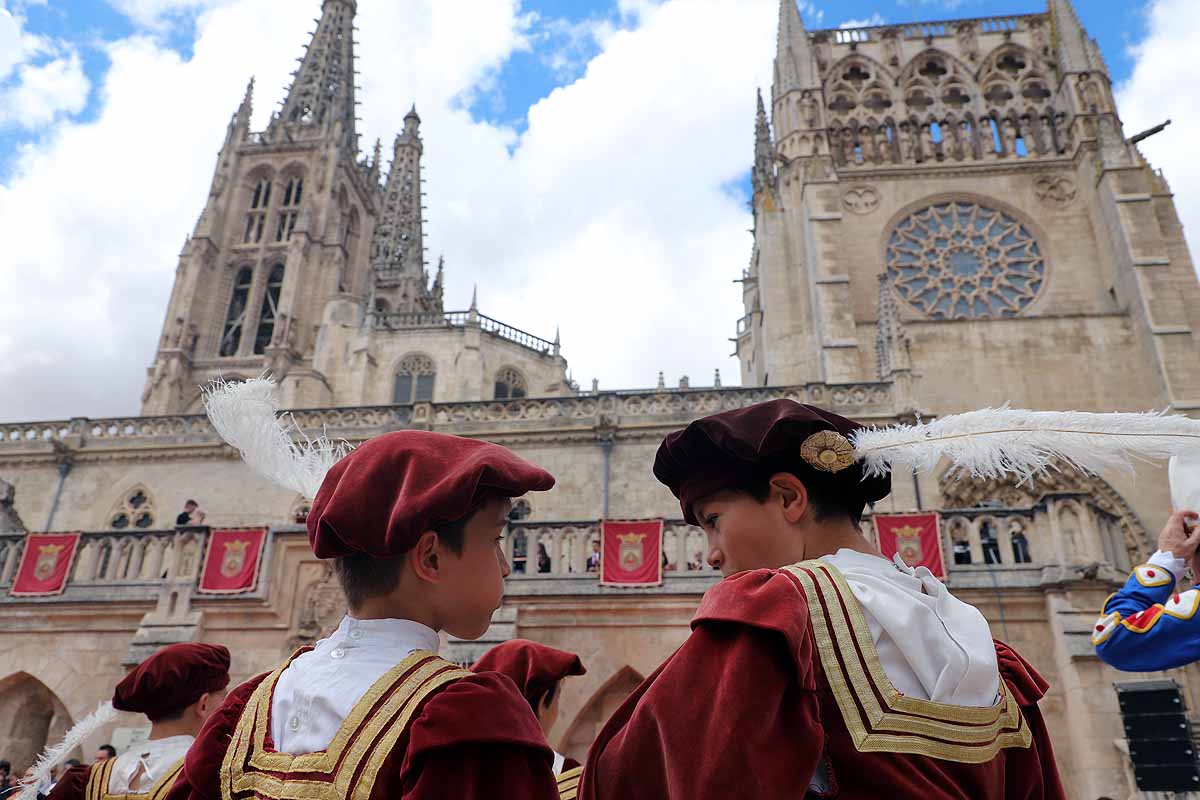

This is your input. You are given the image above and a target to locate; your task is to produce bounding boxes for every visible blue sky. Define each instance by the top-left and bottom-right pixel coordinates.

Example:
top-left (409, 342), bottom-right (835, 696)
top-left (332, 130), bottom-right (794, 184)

top-left (0, 0), bottom-right (1152, 183)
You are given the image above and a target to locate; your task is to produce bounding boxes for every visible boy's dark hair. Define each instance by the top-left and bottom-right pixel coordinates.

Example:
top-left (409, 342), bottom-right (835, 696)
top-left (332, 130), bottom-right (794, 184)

top-left (98, 745), bottom-right (117, 758)
top-left (334, 515), bottom-right (471, 610)
top-left (0, 760), bottom-right (10, 774)
top-left (530, 680), bottom-right (560, 714)
top-left (184, 499), bottom-right (198, 507)
top-left (734, 464), bottom-right (866, 525)
top-left (64, 759), bottom-right (81, 769)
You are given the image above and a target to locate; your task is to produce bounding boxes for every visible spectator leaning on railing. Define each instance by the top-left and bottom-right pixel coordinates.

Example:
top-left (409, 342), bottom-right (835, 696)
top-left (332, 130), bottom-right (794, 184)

top-left (174, 500), bottom-right (205, 527)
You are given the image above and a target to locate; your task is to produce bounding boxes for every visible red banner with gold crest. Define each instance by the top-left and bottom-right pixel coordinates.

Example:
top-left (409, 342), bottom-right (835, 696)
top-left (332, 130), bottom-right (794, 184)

top-left (874, 513), bottom-right (945, 579)
top-left (600, 520), bottom-right (663, 586)
top-left (198, 528), bottom-right (267, 594)
top-left (11, 533), bottom-right (81, 597)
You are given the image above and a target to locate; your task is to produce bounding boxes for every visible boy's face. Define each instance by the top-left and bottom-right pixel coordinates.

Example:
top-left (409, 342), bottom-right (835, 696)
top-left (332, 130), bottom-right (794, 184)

top-left (438, 496), bottom-right (513, 640)
top-left (693, 486), bottom-right (805, 577)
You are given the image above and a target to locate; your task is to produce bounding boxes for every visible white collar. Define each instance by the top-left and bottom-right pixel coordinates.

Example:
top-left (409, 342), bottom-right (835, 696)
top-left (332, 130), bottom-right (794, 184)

top-left (138, 734), bottom-right (195, 750)
top-left (326, 615), bottom-right (440, 653)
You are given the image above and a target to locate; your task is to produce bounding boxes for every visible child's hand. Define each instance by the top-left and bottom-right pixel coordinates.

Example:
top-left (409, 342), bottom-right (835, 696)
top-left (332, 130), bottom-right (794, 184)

top-left (1157, 510), bottom-right (1200, 558)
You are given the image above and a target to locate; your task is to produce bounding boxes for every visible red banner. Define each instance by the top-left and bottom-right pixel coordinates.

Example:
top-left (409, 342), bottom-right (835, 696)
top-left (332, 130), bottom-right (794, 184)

top-left (198, 528), bottom-right (267, 594)
top-left (600, 520), bottom-right (663, 586)
top-left (875, 513), bottom-right (945, 579)
top-left (11, 533), bottom-right (80, 597)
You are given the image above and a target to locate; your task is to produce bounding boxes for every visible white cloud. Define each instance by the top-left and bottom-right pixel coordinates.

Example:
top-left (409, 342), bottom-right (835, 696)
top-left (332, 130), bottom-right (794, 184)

top-left (1115, 0), bottom-right (1200, 277)
top-left (798, 2), bottom-right (824, 26)
top-left (0, 0), bottom-right (776, 421)
top-left (0, 6), bottom-right (89, 130)
top-left (839, 13), bottom-right (886, 29)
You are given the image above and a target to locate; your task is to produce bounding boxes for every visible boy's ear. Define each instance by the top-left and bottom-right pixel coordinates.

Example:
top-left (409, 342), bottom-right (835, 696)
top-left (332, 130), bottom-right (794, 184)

top-left (409, 530), bottom-right (443, 584)
top-left (769, 472), bottom-right (810, 524)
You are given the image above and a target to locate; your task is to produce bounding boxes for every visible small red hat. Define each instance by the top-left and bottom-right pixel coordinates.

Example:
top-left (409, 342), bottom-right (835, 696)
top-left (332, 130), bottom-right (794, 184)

top-left (654, 399), bottom-right (891, 525)
top-left (308, 431), bottom-right (555, 559)
top-left (112, 643), bottom-right (231, 721)
top-left (471, 640), bottom-right (585, 708)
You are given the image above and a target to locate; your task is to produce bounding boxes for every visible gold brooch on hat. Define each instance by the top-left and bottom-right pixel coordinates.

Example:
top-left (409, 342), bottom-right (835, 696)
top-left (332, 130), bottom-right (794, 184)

top-left (800, 430), bottom-right (855, 473)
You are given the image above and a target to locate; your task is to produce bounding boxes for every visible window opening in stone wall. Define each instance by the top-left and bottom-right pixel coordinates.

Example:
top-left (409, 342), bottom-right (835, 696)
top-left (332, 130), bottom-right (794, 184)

top-left (394, 354), bottom-right (436, 404)
top-left (108, 486), bottom-right (156, 530)
top-left (275, 177), bottom-right (303, 242)
top-left (980, 521), bottom-right (1001, 564)
top-left (254, 264), bottom-right (285, 354)
top-left (220, 267), bottom-right (254, 356)
top-left (494, 367), bottom-right (528, 400)
top-left (1011, 531), bottom-right (1031, 563)
top-left (243, 178), bottom-right (271, 244)
top-left (508, 499), bottom-right (531, 521)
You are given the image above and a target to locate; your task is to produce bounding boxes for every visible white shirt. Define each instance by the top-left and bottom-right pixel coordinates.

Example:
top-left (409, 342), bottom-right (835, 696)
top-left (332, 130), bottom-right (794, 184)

top-left (820, 549), bottom-right (1000, 707)
top-left (271, 615), bottom-right (440, 754)
top-left (107, 735), bottom-right (194, 793)
top-left (1149, 549), bottom-right (1187, 578)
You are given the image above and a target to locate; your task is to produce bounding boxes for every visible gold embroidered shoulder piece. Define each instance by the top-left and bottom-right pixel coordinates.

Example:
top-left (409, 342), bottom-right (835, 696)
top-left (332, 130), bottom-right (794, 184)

top-left (782, 560), bottom-right (1033, 763)
top-left (220, 649), bottom-right (469, 800)
top-left (84, 756), bottom-right (184, 800)
top-left (556, 765), bottom-right (583, 800)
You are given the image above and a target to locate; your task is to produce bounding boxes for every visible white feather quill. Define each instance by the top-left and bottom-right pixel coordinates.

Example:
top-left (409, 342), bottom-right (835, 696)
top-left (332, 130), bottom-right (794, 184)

top-left (203, 376), bottom-right (350, 499)
top-left (851, 408), bottom-right (1200, 481)
top-left (16, 702), bottom-right (119, 800)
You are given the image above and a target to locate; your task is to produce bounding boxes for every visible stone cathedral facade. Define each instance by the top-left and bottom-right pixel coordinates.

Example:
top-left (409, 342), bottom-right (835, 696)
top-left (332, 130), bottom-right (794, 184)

top-left (0, 1), bottom-right (1197, 796)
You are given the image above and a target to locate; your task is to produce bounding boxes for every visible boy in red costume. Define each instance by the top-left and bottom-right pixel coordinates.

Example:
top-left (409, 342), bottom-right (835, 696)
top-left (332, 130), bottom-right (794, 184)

top-left (580, 400), bottom-right (1065, 799)
top-left (167, 432), bottom-right (561, 800)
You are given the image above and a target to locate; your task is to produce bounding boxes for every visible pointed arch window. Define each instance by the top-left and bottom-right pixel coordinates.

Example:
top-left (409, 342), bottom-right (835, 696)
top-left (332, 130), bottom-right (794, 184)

top-left (243, 177), bottom-right (272, 244)
top-left (220, 267), bottom-right (254, 356)
top-left (109, 486), bottom-right (156, 530)
top-left (394, 354), bottom-right (435, 404)
top-left (275, 176), bottom-right (303, 242)
top-left (253, 264), bottom-right (285, 354)
top-left (494, 367), bottom-right (527, 400)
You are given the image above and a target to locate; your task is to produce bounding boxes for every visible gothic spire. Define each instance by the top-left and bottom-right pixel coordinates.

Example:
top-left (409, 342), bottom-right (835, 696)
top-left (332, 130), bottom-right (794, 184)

top-left (752, 88), bottom-right (775, 195)
top-left (236, 76), bottom-right (254, 129)
top-left (272, 0), bottom-right (358, 152)
top-left (774, 0), bottom-right (815, 97)
top-left (1048, 0), bottom-right (1096, 74)
top-left (875, 272), bottom-right (910, 380)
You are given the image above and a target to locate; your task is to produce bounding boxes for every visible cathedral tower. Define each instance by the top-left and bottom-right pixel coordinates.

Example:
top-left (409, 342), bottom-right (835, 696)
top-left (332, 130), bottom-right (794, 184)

top-left (738, 0), bottom-right (1200, 418)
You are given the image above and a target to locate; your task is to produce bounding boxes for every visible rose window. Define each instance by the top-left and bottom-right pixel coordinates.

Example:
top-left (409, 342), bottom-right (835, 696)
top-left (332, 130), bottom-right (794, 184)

top-left (885, 201), bottom-right (1045, 319)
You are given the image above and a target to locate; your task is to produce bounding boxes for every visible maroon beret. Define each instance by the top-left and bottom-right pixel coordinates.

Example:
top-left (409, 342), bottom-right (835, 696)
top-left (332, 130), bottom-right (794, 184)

top-left (471, 640), bottom-right (585, 708)
top-left (308, 431), bottom-right (555, 559)
top-left (654, 399), bottom-right (891, 525)
top-left (112, 643), bottom-right (231, 721)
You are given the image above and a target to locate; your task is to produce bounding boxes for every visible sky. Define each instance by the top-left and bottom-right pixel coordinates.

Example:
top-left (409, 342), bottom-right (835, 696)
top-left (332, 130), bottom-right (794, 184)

top-left (0, 0), bottom-right (1194, 422)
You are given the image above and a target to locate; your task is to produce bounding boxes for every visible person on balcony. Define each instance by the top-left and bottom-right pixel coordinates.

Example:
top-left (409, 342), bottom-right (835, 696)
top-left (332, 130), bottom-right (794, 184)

top-left (173, 500), bottom-right (205, 527)
top-left (579, 399), bottom-right (1064, 800)
top-left (471, 639), bottom-right (587, 792)
top-left (1092, 509), bottom-right (1200, 671)
top-left (45, 643), bottom-right (230, 800)
top-left (166, 432), bottom-right (562, 800)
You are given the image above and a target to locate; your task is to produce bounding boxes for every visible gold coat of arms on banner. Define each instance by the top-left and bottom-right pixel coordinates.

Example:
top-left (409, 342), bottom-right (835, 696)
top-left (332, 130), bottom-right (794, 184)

top-left (617, 532), bottom-right (646, 571)
top-left (221, 539), bottom-right (250, 577)
top-left (894, 525), bottom-right (924, 566)
top-left (34, 544), bottom-right (64, 581)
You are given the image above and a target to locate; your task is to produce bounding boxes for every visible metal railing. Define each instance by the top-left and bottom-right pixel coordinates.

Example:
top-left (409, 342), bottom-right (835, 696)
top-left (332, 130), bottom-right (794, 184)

top-left (370, 309), bottom-right (557, 354)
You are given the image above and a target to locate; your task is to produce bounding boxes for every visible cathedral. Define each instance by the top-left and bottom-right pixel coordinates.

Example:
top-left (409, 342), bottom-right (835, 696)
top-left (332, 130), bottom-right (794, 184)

top-left (0, 1), bottom-right (1198, 796)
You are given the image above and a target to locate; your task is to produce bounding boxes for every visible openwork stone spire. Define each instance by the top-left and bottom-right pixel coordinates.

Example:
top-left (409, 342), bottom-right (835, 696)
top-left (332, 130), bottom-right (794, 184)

top-left (1048, 0), bottom-right (1097, 75)
top-left (370, 105), bottom-right (439, 313)
top-left (876, 271), bottom-right (910, 380)
top-left (272, 0), bottom-right (358, 152)
top-left (774, 0), bottom-right (815, 97)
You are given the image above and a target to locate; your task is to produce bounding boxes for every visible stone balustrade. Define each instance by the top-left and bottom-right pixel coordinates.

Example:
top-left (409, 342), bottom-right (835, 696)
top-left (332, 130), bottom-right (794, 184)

top-left (821, 13), bottom-right (1037, 42)
top-left (505, 520), bottom-right (718, 577)
top-left (0, 382), bottom-right (896, 455)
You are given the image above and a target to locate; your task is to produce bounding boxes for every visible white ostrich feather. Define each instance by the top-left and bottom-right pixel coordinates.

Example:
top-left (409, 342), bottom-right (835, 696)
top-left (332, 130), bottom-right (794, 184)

top-left (16, 702), bottom-right (119, 800)
top-left (851, 408), bottom-right (1200, 481)
top-left (203, 376), bottom-right (350, 499)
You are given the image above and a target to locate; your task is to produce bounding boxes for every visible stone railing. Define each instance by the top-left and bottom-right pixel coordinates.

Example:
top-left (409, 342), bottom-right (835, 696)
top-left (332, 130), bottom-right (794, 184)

top-left (0, 383), bottom-right (897, 454)
top-left (821, 13), bottom-right (1038, 43)
top-left (370, 309), bottom-right (557, 355)
top-left (504, 520), bottom-right (718, 577)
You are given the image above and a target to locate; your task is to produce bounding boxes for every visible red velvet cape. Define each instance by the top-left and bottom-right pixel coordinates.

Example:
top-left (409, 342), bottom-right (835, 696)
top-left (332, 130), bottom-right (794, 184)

top-left (580, 563), bottom-right (1065, 800)
top-left (163, 650), bottom-right (558, 800)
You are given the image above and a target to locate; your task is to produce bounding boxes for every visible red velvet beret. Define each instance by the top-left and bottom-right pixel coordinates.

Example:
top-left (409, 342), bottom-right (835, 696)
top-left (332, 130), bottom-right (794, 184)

top-left (308, 431), bottom-right (555, 559)
top-left (471, 640), bottom-right (585, 708)
top-left (112, 643), bottom-right (231, 721)
top-left (654, 399), bottom-right (891, 525)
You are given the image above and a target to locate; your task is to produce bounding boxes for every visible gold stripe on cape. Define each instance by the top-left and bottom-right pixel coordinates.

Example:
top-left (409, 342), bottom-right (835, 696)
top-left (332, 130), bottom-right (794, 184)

top-left (556, 765), bottom-right (583, 800)
top-left (84, 756), bottom-right (184, 800)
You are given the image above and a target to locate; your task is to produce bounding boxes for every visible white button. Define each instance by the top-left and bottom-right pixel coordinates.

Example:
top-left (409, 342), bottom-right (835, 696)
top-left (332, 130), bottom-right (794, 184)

top-left (288, 716), bottom-right (300, 731)
top-left (349, 629), bottom-right (363, 640)
top-left (331, 647), bottom-right (346, 659)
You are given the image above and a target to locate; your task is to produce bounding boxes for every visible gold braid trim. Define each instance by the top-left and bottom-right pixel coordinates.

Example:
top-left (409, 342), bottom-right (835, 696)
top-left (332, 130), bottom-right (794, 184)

top-left (221, 650), bottom-right (469, 800)
top-left (783, 561), bottom-right (1032, 763)
top-left (84, 756), bottom-right (183, 800)
top-left (556, 766), bottom-right (583, 800)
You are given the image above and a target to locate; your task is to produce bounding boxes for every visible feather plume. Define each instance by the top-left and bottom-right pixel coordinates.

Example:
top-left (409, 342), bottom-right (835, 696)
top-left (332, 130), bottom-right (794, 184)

top-left (16, 702), bottom-right (119, 800)
top-left (202, 376), bottom-right (350, 499)
top-left (851, 408), bottom-right (1200, 481)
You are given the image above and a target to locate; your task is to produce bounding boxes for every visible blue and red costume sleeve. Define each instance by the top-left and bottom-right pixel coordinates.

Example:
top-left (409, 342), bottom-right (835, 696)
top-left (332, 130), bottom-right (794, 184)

top-left (1093, 556), bottom-right (1200, 672)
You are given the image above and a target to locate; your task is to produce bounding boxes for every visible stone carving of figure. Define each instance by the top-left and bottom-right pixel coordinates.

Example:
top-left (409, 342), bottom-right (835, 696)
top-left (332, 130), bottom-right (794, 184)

top-left (840, 129), bottom-right (856, 165)
top-left (814, 36), bottom-right (832, 72)
top-left (858, 126), bottom-right (873, 163)
top-left (956, 23), bottom-right (978, 62)
top-left (946, 121), bottom-right (964, 161)
top-left (1030, 21), bottom-right (1048, 57)
top-left (959, 120), bottom-right (977, 160)
top-left (920, 124), bottom-right (936, 162)
top-left (800, 91), bottom-right (819, 128)
top-left (896, 123), bottom-right (913, 163)
top-left (1079, 76), bottom-right (1104, 112)
top-left (1051, 112), bottom-right (1070, 152)
top-left (1001, 117), bottom-right (1019, 156)
top-left (873, 126), bottom-right (891, 164)
top-left (883, 30), bottom-right (901, 66)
